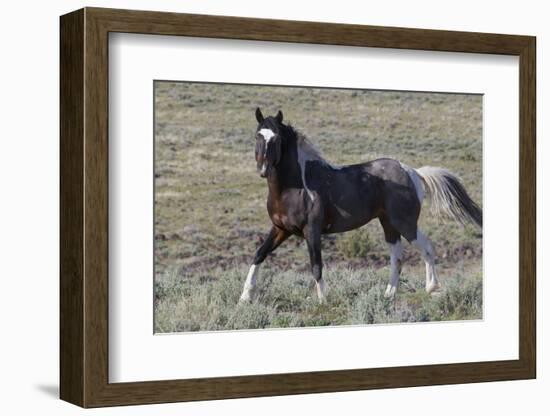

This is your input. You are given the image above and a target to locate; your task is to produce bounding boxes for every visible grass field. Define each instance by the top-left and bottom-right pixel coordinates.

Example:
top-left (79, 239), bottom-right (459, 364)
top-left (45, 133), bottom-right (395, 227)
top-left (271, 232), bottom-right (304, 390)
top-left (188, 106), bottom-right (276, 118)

top-left (154, 82), bottom-right (483, 333)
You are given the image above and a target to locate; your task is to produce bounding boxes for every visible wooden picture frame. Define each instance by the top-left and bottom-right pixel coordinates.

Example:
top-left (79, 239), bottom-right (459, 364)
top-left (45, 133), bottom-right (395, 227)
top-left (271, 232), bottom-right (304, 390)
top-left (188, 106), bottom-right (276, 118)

top-left (60, 7), bottom-right (536, 408)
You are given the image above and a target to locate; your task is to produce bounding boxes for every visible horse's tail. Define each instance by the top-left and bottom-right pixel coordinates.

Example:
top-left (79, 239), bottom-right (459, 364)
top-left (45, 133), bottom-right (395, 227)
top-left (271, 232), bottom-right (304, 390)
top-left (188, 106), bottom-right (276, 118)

top-left (415, 166), bottom-right (482, 228)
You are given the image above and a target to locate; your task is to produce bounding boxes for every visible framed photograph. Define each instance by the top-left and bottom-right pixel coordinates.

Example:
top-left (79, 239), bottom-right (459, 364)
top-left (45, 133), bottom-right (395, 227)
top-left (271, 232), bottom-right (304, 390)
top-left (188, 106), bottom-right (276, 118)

top-left (60, 7), bottom-right (536, 408)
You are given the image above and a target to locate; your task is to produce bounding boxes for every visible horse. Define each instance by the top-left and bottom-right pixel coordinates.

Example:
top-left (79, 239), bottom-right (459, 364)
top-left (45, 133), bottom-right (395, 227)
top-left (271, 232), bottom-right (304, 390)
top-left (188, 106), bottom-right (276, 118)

top-left (239, 107), bottom-right (482, 303)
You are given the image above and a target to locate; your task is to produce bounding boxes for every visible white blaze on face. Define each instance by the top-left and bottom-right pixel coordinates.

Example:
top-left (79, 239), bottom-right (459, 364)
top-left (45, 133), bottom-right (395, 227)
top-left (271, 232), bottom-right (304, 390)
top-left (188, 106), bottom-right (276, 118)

top-left (258, 128), bottom-right (275, 175)
top-left (258, 128), bottom-right (275, 145)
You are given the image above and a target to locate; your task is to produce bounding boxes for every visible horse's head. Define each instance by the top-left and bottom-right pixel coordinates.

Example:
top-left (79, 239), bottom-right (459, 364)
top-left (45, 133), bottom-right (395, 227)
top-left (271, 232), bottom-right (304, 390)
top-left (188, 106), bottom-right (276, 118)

top-left (254, 107), bottom-right (284, 178)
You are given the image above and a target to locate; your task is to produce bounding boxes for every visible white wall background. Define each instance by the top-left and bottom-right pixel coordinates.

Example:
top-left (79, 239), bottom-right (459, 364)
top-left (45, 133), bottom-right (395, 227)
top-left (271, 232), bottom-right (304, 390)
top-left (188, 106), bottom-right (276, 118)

top-left (0, 0), bottom-right (545, 414)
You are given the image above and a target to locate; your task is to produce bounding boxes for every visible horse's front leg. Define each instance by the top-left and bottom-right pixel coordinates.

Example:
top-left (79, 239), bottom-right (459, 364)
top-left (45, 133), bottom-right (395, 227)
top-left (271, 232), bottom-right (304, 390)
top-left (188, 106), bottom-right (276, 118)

top-left (304, 223), bottom-right (326, 303)
top-left (239, 226), bottom-right (289, 303)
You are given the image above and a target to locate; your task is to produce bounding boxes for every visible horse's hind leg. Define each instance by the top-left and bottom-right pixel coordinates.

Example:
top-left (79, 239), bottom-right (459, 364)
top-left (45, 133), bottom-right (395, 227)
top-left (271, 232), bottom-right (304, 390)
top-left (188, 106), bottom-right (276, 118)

top-left (239, 226), bottom-right (289, 303)
top-left (379, 217), bottom-right (403, 298)
top-left (412, 229), bottom-right (441, 294)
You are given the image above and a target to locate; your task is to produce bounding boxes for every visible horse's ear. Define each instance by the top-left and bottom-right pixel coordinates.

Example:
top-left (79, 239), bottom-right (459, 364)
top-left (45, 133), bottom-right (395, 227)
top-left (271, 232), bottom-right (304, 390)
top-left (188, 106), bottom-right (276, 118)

top-left (275, 110), bottom-right (283, 123)
top-left (255, 107), bottom-right (264, 123)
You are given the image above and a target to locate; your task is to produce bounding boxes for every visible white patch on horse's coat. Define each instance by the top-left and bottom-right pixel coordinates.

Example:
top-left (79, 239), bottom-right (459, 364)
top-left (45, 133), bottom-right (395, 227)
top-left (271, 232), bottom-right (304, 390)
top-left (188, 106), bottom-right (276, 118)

top-left (384, 240), bottom-right (403, 298)
top-left (412, 230), bottom-right (440, 293)
top-left (316, 278), bottom-right (327, 303)
top-left (295, 132), bottom-right (343, 202)
top-left (295, 136), bottom-right (342, 202)
top-left (239, 264), bottom-right (260, 302)
top-left (333, 204), bottom-right (351, 218)
top-left (400, 162), bottom-right (425, 203)
top-left (297, 147), bottom-right (316, 202)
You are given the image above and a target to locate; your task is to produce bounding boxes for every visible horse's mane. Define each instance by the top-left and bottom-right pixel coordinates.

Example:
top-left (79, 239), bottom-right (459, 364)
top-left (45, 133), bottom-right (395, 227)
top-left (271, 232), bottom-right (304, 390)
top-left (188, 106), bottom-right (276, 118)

top-left (286, 124), bottom-right (329, 164)
top-left (285, 124), bottom-right (337, 202)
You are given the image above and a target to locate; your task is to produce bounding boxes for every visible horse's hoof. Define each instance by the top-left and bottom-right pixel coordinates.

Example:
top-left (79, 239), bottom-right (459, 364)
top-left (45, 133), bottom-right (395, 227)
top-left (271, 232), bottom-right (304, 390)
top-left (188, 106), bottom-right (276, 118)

top-left (384, 285), bottom-right (397, 298)
top-left (239, 292), bottom-right (252, 304)
top-left (316, 279), bottom-right (327, 303)
top-left (426, 281), bottom-right (441, 294)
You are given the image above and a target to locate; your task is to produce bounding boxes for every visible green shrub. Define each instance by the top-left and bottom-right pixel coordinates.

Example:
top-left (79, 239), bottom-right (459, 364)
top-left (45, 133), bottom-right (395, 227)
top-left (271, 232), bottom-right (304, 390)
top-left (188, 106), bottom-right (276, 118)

top-left (154, 264), bottom-right (483, 332)
top-left (336, 229), bottom-right (374, 259)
